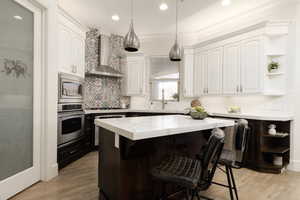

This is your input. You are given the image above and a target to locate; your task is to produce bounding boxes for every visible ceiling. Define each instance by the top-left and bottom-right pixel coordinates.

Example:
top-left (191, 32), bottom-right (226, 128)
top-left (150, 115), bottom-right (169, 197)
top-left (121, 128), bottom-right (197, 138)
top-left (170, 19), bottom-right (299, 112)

top-left (58, 0), bottom-right (277, 36)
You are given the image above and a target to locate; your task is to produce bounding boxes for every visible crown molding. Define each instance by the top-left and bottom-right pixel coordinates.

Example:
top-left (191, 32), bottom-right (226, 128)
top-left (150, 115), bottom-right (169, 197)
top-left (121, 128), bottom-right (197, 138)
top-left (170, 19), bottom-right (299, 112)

top-left (58, 6), bottom-right (89, 32)
top-left (139, 0), bottom-right (296, 45)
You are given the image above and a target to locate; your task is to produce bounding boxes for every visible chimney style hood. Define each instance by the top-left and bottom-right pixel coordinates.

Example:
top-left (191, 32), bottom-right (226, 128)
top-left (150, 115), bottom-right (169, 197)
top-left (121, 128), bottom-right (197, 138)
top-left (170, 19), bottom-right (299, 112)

top-left (86, 35), bottom-right (123, 78)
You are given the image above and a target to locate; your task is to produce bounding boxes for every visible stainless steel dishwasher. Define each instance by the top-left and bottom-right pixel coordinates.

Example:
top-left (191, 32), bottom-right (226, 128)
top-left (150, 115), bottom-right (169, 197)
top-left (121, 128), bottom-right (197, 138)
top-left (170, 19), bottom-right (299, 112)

top-left (94, 114), bottom-right (126, 146)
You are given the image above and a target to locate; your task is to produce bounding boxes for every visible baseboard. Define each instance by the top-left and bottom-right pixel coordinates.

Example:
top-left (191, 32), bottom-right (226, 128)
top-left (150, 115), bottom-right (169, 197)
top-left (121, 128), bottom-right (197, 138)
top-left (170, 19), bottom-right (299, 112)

top-left (287, 160), bottom-right (300, 172)
top-left (41, 163), bottom-right (58, 181)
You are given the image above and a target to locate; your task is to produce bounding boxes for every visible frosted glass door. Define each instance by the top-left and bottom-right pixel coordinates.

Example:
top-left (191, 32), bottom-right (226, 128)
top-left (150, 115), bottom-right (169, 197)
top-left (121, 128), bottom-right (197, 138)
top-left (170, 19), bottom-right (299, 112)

top-left (0, 0), bottom-right (42, 199)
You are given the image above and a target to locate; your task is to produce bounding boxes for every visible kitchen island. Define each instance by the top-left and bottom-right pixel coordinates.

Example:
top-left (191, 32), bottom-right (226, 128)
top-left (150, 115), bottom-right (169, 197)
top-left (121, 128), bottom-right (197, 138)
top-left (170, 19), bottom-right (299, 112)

top-left (95, 115), bottom-right (234, 200)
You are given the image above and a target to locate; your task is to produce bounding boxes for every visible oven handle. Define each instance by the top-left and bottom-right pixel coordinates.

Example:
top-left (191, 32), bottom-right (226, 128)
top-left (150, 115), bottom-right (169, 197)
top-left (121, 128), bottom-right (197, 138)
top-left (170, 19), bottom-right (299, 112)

top-left (95, 115), bottom-right (126, 119)
top-left (58, 113), bottom-right (84, 119)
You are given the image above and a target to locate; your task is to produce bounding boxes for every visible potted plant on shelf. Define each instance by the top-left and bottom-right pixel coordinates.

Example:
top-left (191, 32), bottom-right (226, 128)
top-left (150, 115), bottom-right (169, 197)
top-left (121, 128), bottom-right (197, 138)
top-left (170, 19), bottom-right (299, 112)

top-left (268, 61), bottom-right (280, 73)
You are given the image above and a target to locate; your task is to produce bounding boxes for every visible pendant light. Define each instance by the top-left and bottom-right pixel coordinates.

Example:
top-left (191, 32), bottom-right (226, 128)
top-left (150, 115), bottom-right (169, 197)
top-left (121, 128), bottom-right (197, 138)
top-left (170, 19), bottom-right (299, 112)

top-left (124, 0), bottom-right (140, 52)
top-left (169, 0), bottom-right (182, 62)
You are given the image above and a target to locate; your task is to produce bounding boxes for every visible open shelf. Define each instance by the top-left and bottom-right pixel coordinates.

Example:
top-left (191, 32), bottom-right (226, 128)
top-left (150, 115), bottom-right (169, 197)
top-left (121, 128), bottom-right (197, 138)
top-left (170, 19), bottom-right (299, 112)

top-left (266, 72), bottom-right (285, 76)
top-left (262, 146), bottom-right (290, 154)
top-left (263, 91), bottom-right (285, 96)
top-left (263, 133), bottom-right (289, 138)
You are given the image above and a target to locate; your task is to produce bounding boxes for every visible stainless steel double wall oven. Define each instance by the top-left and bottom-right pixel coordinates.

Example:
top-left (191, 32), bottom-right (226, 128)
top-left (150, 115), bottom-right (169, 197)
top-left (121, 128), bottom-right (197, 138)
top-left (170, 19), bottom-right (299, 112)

top-left (57, 73), bottom-right (85, 147)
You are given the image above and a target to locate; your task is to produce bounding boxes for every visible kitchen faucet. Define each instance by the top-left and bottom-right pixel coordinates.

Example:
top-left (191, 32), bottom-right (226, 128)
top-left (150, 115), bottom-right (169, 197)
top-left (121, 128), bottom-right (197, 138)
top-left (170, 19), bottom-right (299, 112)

top-left (162, 89), bottom-right (167, 110)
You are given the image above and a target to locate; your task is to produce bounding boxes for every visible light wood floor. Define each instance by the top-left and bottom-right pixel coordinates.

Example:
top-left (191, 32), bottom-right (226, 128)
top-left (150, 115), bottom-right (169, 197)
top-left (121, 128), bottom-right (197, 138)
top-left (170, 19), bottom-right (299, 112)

top-left (11, 151), bottom-right (300, 200)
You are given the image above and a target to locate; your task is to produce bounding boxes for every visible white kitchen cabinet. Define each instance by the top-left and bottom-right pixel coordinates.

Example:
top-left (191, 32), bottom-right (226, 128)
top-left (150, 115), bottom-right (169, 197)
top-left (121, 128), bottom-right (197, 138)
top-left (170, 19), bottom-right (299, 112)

top-left (183, 49), bottom-right (194, 97)
top-left (193, 47), bottom-right (223, 96)
top-left (124, 56), bottom-right (146, 96)
top-left (193, 51), bottom-right (206, 96)
top-left (223, 42), bottom-right (241, 95)
top-left (240, 37), bottom-right (262, 94)
top-left (206, 47), bottom-right (223, 95)
top-left (58, 24), bottom-right (72, 74)
top-left (58, 10), bottom-right (86, 78)
top-left (222, 37), bottom-right (262, 95)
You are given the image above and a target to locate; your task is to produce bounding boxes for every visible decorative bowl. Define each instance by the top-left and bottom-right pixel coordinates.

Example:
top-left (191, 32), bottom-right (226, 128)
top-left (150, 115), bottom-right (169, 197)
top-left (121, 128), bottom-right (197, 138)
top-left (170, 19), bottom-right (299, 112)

top-left (190, 111), bottom-right (208, 120)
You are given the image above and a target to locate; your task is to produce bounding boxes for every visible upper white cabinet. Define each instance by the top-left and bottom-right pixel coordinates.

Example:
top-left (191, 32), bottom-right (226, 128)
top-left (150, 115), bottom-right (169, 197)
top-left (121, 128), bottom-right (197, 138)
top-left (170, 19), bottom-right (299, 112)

top-left (183, 49), bottom-right (194, 97)
top-left (240, 37), bottom-right (262, 94)
top-left (123, 56), bottom-right (146, 96)
top-left (222, 37), bottom-right (262, 95)
top-left (58, 9), bottom-right (87, 77)
top-left (193, 51), bottom-right (205, 96)
top-left (184, 36), bottom-right (264, 97)
top-left (206, 47), bottom-right (223, 95)
top-left (223, 42), bottom-right (241, 95)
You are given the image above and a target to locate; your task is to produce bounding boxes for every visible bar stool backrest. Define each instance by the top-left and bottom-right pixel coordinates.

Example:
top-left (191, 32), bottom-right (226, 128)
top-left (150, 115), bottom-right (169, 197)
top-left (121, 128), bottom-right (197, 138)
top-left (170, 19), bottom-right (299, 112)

top-left (234, 119), bottom-right (250, 167)
top-left (201, 128), bottom-right (225, 186)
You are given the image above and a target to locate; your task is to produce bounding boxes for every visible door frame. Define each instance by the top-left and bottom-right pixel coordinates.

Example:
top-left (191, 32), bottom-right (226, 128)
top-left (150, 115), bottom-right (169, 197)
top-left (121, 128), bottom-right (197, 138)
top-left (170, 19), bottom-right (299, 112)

top-left (0, 0), bottom-right (44, 199)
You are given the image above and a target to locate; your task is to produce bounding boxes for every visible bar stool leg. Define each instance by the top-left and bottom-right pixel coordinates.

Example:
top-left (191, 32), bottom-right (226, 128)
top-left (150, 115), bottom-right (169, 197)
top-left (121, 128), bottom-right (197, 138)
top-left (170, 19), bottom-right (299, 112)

top-left (225, 165), bottom-right (234, 200)
top-left (229, 167), bottom-right (239, 200)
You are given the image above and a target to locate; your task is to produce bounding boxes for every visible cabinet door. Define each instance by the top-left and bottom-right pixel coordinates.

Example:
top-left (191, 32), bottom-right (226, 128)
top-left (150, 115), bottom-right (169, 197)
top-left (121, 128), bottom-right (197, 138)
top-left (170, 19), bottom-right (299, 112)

top-left (223, 42), bottom-right (241, 95)
top-left (193, 52), bottom-right (206, 96)
top-left (58, 24), bottom-right (72, 73)
top-left (241, 37), bottom-right (262, 94)
top-left (125, 57), bottom-right (145, 96)
top-left (71, 35), bottom-right (85, 77)
top-left (206, 47), bottom-right (223, 95)
top-left (183, 50), bottom-right (194, 97)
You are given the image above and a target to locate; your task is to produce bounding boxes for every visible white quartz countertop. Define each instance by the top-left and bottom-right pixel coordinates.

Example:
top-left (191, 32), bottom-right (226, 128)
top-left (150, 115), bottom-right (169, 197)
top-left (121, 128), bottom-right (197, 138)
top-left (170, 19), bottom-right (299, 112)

top-left (85, 109), bottom-right (188, 114)
top-left (95, 115), bottom-right (234, 141)
top-left (210, 112), bottom-right (293, 121)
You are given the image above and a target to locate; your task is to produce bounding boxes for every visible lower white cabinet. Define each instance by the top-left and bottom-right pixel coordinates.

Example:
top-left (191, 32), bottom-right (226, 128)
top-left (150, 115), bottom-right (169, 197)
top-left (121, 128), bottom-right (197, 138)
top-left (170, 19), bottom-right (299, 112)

top-left (123, 56), bottom-right (146, 96)
top-left (58, 10), bottom-right (86, 78)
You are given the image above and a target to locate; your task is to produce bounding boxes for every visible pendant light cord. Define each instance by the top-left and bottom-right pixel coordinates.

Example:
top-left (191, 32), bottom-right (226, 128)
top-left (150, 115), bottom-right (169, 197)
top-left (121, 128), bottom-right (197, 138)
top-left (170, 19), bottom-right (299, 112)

top-left (176, 0), bottom-right (178, 42)
top-left (131, 0), bottom-right (133, 21)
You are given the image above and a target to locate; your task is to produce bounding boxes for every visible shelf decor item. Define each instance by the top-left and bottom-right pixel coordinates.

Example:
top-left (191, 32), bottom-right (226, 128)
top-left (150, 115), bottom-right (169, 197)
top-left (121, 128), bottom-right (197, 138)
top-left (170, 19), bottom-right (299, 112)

top-left (268, 124), bottom-right (277, 135)
top-left (190, 106), bottom-right (208, 120)
top-left (228, 106), bottom-right (241, 114)
top-left (268, 61), bottom-right (280, 73)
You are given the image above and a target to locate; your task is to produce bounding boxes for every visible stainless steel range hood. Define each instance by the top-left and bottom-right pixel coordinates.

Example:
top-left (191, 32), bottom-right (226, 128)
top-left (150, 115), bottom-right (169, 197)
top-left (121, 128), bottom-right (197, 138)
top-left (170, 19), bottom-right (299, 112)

top-left (86, 35), bottom-right (123, 78)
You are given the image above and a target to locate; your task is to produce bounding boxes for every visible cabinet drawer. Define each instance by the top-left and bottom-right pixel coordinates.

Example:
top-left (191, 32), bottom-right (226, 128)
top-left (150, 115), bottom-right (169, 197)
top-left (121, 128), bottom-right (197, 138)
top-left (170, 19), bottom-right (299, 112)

top-left (58, 138), bottom-right (90, 169)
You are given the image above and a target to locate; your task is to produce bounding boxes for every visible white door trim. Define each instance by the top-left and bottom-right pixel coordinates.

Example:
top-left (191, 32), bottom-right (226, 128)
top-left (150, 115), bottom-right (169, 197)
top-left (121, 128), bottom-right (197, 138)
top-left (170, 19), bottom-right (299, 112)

top-left (0, 0), bottom-right (43, 199)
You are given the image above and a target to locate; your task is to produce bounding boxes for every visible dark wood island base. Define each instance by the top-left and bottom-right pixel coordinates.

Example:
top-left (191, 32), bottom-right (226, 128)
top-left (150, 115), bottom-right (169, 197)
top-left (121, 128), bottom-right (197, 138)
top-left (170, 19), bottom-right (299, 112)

top-left (98, 127), bottom-right (209, 200)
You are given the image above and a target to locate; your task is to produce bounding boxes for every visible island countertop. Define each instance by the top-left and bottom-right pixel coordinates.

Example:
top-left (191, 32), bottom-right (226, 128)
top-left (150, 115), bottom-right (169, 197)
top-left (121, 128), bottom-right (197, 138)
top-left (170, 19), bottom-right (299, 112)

top-left (95, 115), bottom-right (234, 140)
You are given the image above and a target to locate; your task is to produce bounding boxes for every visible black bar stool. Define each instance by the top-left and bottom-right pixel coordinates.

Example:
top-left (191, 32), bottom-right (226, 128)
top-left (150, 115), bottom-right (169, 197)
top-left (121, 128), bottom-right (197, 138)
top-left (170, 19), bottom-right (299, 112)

top-left (212, 119), bottom-right (250, 200)
top-left (151, 128), bottom-right (226, 200)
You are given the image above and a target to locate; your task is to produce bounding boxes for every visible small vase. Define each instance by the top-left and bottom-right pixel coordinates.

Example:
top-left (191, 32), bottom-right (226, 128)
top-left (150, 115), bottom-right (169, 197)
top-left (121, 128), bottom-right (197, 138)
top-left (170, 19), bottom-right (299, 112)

top-left (269, 68), bottom-right (278, 73)
top-left (268, 124), bottom-right (277, 135)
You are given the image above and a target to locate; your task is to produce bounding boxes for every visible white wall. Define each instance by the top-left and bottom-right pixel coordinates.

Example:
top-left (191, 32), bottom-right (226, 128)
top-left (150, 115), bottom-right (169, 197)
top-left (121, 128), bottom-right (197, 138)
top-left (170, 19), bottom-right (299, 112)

top-left (130, 0), bottom-right (300, 171)
top-left (288, 1), bottom-right (300, 171)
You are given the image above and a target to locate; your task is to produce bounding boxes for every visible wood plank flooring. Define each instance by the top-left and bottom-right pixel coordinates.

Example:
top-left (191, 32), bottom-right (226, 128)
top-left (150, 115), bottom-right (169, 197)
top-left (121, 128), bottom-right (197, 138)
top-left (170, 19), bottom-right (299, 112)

top-left (11, 152), bottom-right (300, 200)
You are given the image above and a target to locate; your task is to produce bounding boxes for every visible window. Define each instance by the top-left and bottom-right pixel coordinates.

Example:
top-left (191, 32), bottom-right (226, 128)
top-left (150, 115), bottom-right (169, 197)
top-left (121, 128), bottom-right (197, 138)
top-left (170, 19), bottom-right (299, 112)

top-left (150, 56), bottom-right (180, 101)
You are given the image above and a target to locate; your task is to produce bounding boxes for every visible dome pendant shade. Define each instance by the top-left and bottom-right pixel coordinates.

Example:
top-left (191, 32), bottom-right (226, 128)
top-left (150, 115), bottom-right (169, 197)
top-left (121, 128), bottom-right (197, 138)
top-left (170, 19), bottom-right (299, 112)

top-left (124, 20), bottom-right (140, 52)
top-left (169, 41), bottom-right (181, 61)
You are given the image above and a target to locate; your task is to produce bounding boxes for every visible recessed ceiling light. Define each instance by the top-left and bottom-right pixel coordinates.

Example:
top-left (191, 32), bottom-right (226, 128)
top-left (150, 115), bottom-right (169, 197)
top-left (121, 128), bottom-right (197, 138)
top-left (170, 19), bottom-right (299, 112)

top-left (221, 0), bottom-right (231, 6)
top-left (13, 15), bottom-right (23, 20)
top-left (159, 3), bottom-right (168, 11)
top-left (112, 14), bottom-right (120, 21)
